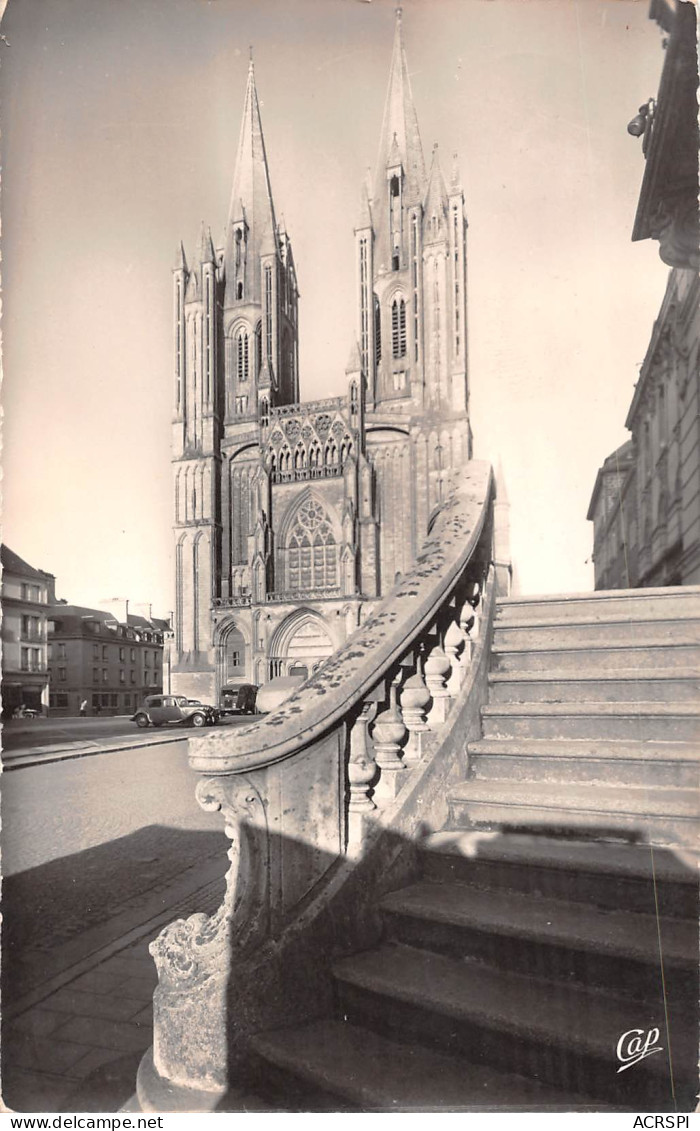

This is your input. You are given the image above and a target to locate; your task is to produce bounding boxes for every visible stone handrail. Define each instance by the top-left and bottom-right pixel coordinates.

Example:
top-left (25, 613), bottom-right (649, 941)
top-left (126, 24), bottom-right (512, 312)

top-left (188, 460), bottom-right (494, 777)
top-left (140, 459), bottom-right (498, 1107)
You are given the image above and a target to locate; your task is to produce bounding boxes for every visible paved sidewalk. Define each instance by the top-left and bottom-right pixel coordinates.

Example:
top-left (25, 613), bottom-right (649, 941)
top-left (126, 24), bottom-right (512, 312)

top-left (3, 865), bottom-right (226, 1112)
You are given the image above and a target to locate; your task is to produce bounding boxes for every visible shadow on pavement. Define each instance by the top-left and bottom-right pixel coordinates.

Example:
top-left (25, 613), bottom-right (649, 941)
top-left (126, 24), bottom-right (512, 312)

top-left (3, 824), bottom-right (227, 1006)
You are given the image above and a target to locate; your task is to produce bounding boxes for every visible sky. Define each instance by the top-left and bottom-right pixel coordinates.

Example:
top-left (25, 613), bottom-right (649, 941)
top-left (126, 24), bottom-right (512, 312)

top-left (1, 0), bottom-right (670, 613)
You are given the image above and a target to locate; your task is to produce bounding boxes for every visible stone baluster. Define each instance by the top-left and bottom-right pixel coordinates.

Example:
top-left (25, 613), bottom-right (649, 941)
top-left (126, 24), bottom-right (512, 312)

top-left (400, 649), bottom-right (431, 765)
top-left (444, 603), bottom-right (466, 697)
top-left (457, 580), bottom-right (481, 666)
top-left (371, 673), bottom-right (407, 803)
top-left (347, 699), bottom-right (379, 846)
top-left (425, 629), bottom-right (452, 729)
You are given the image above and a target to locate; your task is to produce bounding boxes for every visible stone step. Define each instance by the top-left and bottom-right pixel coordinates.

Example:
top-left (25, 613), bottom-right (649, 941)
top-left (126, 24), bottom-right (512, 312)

top-left (481, 701), bottom-right (700, 742)
top-left (493, 618), bottom-right (700, 651)
top-left (419, 831), bottom-right (698, 918)
top-left (467, 741), bottom-right (698, 789)
top-left (489, 669), bottom-right (700, 704)
top-left (496, 586), bottom-right (700, 625)
top-left (492, 642), bottom-right (700, 674)
top-left (248, 1019), bottom-right (598, 1112)
top-left (379, 880), bottom-right (696, 1002)
top-left (333, 944), bottom-right (697, 1109)
top-left (446, 781), bottom-right (699, 848)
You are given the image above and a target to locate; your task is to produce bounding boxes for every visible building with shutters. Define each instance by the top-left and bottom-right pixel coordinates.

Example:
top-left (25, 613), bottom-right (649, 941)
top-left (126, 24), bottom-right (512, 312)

top-left (172, 11), bottom-right (474, 702)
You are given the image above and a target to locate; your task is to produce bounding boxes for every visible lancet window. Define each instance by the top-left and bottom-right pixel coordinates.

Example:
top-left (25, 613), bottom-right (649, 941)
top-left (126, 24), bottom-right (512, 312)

top-left (392, 298), bottom-right (407, 359)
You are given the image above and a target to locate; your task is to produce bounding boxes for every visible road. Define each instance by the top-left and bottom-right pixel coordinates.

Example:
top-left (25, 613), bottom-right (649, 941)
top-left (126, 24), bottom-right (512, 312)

top-left (2, 729), bottom-right (250, 1013)
top-left (2, 716), bottom-right (146, 754)
top-left (1, 713), bottom-right (248, 756)
top-left (2, 721), bottom-right (249, 875)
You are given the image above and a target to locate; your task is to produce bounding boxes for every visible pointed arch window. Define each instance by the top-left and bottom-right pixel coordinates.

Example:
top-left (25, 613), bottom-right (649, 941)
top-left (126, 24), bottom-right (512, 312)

top-left (287, 499), bottom-right (338, 592)
top-left (236, 330), bottom-right (249, 383)
top-left (392, 298), bottom-right (407, 359)
top-left (374, 295), bottom-right (381, 362)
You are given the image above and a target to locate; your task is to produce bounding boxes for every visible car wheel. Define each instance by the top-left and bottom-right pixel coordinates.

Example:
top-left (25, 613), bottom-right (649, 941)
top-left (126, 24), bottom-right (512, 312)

top-left (135, 714), bottom-right (149, 728)
top-left (191, 712), bottom-right (206, 728)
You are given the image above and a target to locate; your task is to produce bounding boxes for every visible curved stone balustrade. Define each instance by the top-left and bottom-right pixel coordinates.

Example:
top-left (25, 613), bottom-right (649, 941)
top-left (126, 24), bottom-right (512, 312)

top-left (188, 460), bottom-right (494, 777)
top-left (139, 460), bottom-right (500, 1108)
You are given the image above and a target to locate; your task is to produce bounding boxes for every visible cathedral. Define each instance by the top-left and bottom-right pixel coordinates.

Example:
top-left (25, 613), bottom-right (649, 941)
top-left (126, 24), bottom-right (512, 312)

top-left (171, 10), bottom-right (473, 702)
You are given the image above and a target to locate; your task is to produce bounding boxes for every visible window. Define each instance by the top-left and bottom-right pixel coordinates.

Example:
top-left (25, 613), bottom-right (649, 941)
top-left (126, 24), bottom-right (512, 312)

top-left (21, 583), bottom-right (42, 603)
top-left (392, 298), bottom-right (407, 359)
top-left (48, 643), bottom-right (53, 661)
top-left (58, 667), bottom-right (66, 682)
top-left (144, 651), bottom-right (150, 667)
top-left (58, 643), bottom-right (65, 659)
top-left (110, 694), bottom-right (118, 707)
top-left (287, 498), bottom-right (338, 592)
top-left (21, 615), bottom-right (42, 640)
top-left (236, 330), bottom-right (249, 383)
top-left (93, 667), bottom-right (99, 683)
top-left (123, 694), bottom-right (131, 709)
top-left (102, 669), bottom-right (108, 683)
top-left (21, 648), bottom-right (29, 671)
top-left (130, 648), bottom-right (136, 662)
top-left (131, 671), bottom-right (136, 684)
top-left (120, 669), bottom-right (125, 684)
top-left (93, 643), bottom-right (99, 659)
top-left (102, 645), bottom-right (108, 660)
top-left (265, 266), bottom-right (273, 361)
top-left (236, 395), bottom-right (249, 414)
top-left (374, 295), bottom-right (381, 362)
top-left (119, 647), bottom-right (125, 661)
top-left (230, 649), bottom-right (241, 668)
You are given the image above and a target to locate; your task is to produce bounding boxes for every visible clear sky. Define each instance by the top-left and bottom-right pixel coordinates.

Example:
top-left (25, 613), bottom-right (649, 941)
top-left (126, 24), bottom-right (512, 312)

top-left (1, 0), bottom-right (668, 612)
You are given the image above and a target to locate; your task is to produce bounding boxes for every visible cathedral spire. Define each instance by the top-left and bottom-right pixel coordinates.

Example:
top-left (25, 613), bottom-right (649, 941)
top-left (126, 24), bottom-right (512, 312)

top-left (373, 6), bottom-right (426, 206)
top-left (424, 142), bottom-right (448, 233)
top-left (224, 53), bottom-right (277, 304)
top-left (196, 221), bottom-right (215, 265)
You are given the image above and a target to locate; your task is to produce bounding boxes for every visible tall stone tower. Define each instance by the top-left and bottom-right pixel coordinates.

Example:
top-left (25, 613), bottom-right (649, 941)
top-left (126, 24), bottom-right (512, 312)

top-left (171, 13), bottom-right (474, 703)
top-left (359, 6), bottom-right (473, 586)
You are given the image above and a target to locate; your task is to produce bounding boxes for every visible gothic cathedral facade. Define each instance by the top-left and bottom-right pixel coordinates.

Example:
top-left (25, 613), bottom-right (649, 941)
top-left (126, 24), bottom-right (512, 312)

top-left (172, 11), bottom-right (473, 702)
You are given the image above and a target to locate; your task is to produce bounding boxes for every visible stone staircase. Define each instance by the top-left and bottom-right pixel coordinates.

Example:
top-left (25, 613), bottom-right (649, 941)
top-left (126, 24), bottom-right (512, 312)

top-left (241, 588), bottom-right (700, 1111)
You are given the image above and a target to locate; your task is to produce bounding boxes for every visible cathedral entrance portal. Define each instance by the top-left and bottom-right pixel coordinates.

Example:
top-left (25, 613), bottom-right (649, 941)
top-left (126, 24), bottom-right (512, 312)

top-left (268, 611), bottom-right (335, 680)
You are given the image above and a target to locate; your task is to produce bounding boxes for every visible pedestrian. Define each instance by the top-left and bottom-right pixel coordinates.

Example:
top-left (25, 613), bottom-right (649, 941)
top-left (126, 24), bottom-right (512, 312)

top-left (80, 699), bottom-right (88, 717)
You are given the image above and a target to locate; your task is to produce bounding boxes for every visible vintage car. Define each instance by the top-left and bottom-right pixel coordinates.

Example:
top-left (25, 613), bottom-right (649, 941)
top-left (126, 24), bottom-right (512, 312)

top-left (219, 683), bottom-right (258, 716)
top-left (131, 694), bottom-right (218, 729)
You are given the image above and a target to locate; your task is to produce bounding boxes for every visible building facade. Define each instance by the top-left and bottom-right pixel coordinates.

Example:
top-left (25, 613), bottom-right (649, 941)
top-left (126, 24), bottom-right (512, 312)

top-left (1, 545), bottom-right (53, 718)
top-left (172, 12), bottom-right (473, 702)
top-left (588, 0), bottom-right (699, 590)
top-left (46, 604), bottom-right (169, 717)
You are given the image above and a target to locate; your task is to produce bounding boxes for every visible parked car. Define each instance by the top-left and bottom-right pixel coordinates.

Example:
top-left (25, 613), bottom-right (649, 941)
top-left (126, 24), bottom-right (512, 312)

top-left (219, 684), bottom-right (258, 716)
top-left (131, 694), bottom-right (218, 729)
top-left (255, 675), bottom-right (306, 715)
top-left (186, 698), bottom-right (221, 722)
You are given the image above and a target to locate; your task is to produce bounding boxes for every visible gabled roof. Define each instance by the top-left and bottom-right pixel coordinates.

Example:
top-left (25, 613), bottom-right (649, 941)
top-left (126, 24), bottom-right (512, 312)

top-left (1, 545), bottom-right (54, 581)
